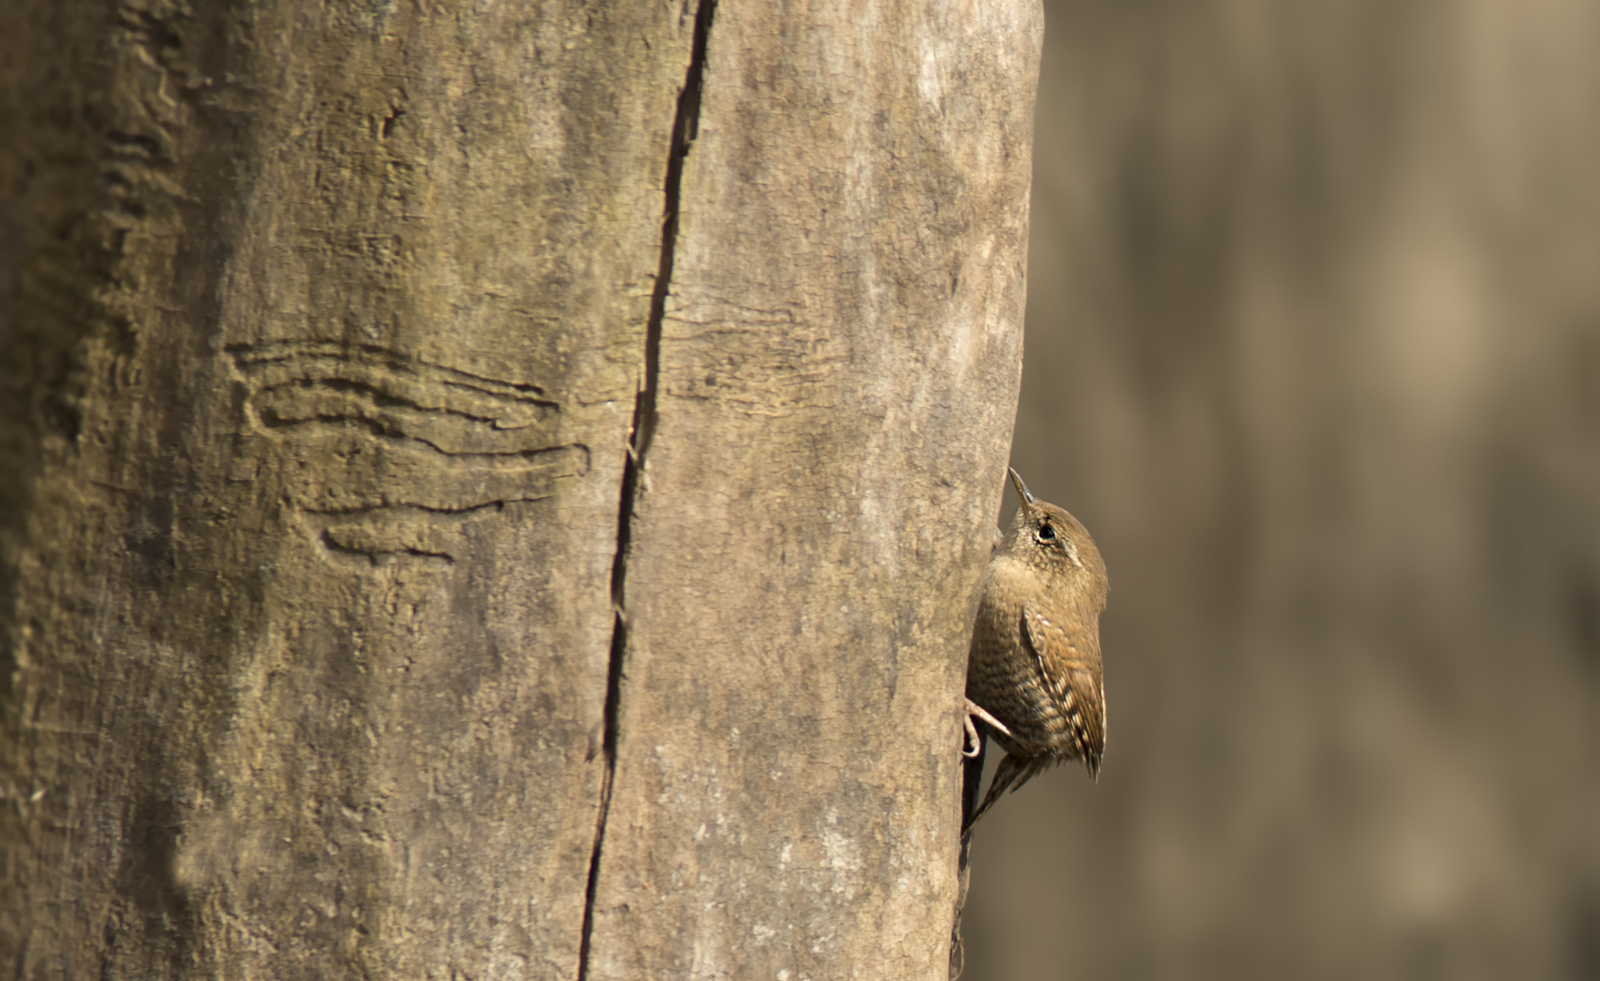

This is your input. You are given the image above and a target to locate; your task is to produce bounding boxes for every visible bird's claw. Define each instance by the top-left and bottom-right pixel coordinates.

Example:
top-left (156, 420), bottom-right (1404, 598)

top-left (963, 697), bottom-right (1011, 756)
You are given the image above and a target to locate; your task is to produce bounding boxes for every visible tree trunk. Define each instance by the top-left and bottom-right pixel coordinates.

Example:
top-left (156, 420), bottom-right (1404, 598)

top-left (0, 1), bottom-right (1040, 979)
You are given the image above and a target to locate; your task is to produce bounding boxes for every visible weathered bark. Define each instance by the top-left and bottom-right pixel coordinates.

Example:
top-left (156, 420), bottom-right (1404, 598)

top-left (0, 1), bottom-right (1039, 978)
top-left (586, 2), bottom-right (1040, 977)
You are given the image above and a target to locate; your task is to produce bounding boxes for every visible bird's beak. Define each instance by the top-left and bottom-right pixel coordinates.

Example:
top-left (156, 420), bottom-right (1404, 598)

top-left (1007, 467), bottom-right (1036, 507)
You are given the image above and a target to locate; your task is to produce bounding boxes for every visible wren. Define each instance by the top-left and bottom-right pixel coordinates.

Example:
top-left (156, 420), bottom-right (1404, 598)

top-left (962, 467), bottom-right (1108, 832)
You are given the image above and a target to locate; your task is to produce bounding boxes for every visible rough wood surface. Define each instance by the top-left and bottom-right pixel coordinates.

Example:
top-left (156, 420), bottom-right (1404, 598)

top-left (583, 3), bottom-right (1041, 978)
top-left (0, 1), bottom-right (1041, 978)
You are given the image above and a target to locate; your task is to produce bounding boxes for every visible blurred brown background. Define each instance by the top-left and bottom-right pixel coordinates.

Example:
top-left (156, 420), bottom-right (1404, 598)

top-left (962, 1), bottom-right (1600, 978)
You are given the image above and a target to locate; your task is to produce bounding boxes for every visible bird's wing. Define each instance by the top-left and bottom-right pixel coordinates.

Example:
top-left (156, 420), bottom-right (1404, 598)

top-left (1021, 604), bottom-right (1104, 776)
top-left (1021, 605), bottom-right (1076, 705)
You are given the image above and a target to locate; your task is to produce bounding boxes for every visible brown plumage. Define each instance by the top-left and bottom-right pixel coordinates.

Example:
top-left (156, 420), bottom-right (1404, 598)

top-left (963, 467), bottom-right (1108, 832)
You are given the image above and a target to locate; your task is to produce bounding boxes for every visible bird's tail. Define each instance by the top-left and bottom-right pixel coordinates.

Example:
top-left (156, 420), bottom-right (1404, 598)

top-left (962, 753), bottom-right (1047, 837)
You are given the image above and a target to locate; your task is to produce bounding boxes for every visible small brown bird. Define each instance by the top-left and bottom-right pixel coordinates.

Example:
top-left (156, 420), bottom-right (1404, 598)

top-left (962, 467), bottom-right (1108, 832)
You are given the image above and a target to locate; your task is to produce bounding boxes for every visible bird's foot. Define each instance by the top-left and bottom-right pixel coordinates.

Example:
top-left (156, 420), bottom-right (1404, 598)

top-left (963, 698), bottom-right (1012, 757)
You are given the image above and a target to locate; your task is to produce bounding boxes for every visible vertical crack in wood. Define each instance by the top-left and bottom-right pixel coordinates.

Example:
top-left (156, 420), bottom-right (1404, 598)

top-left (577, 2), bottom-right (717, 978)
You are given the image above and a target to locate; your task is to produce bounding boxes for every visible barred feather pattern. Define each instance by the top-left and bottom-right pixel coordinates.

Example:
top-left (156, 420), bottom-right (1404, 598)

top-left (962, 475), bottom-right (1107, 833)
top-left (965, 603), bottom-right (1105, 828)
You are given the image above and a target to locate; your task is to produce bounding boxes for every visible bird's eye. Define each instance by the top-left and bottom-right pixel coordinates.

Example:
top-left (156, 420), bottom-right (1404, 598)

top-left (1038, 523), bottom-right (1056, 541)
